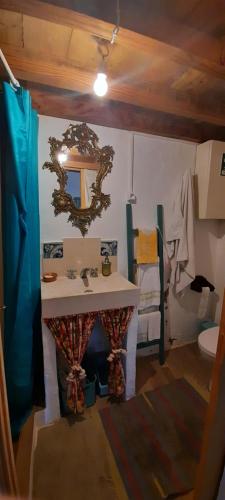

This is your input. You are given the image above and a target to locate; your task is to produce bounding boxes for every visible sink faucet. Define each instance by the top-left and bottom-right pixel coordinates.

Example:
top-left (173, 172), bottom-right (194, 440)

top-left (80, 267), bottom-right (90, 287)
top-left (80, 268), bottom-right (90, 279)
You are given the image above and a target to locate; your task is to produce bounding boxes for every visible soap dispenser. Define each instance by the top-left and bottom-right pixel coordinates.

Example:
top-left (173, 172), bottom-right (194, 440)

top-left (102, 255), bottom-right (111, 276)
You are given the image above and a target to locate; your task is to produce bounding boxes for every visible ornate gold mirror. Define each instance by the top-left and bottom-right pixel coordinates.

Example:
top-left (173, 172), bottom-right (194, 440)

top-left (43, 123), bottom-right (114, 236)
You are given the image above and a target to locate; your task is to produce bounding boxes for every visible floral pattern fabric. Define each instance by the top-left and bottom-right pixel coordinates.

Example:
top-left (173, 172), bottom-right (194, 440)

top-left (45, 306), bottom-right (134, 413)
top-left (45, 313), bottom-right (96, 414)
top-left (98, 306), bottom-right (134, 398)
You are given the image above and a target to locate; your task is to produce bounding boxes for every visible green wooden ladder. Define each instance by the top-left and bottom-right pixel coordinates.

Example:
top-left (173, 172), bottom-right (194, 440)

top-left (126, 203), bottom-right (165, 365)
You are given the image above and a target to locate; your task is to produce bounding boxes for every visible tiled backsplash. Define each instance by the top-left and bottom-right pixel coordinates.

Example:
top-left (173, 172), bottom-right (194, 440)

top-left (42, 238), bottom-right (118, 276)
top-left (43, 242), bottom-right (63, 259)
top-left (100, 240), bottom-right (117, 256)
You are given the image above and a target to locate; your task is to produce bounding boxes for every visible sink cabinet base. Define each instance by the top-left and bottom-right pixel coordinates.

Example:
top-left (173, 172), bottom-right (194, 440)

top-left (41, 309), bottom-right (138, 425)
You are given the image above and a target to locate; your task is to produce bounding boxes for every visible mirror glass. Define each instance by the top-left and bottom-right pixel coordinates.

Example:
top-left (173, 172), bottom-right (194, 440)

top-left (62, 147), bottom-right (99, 209)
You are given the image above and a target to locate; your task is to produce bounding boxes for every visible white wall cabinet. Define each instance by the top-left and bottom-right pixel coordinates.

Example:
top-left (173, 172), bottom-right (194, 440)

top-left (195, 140), bottom-right (225, 219)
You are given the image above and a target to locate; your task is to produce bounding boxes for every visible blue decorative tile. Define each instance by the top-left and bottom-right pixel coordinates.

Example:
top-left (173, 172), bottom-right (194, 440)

top-left (43, 242), bottom-right (63, 259)
top-left (101, 240), bottom-right (117, 257)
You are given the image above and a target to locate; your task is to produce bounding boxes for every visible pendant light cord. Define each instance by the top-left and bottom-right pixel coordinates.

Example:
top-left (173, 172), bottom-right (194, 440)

top-left (111, 0), bottom-right (120, 44)
top-left (97, 0), bottom-right (120, 65)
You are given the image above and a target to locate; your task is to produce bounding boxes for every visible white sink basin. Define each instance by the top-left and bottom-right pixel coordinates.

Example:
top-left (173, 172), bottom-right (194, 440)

top-left (41, 272), bottom-right (140, 318)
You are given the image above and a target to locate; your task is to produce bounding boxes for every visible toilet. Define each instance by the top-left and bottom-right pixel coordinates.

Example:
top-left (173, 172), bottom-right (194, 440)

top-left (198, 326), bottom-right (219, 360)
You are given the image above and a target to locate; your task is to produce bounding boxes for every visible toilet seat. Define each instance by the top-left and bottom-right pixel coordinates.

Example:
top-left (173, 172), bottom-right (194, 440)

top-left (198, 326), bottom-right (219, 359)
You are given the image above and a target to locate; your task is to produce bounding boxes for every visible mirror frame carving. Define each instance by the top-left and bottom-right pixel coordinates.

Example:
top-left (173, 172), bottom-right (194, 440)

top-left (43, 123), bottom-right (114, 236)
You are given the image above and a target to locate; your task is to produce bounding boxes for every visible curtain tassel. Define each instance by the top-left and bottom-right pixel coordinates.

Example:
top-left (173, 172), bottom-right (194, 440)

top-left (66, 363), bottom-right (86, 381)
top-left (107, 348), bottom-right (127, 362)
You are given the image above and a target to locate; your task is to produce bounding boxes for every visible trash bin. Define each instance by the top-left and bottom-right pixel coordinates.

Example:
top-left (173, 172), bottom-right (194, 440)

top-left (84, 375), bottom-right (97, 407)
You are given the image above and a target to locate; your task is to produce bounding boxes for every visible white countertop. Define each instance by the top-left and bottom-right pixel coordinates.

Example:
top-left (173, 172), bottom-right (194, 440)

top-left (41, 272), bottom-right (140, 317)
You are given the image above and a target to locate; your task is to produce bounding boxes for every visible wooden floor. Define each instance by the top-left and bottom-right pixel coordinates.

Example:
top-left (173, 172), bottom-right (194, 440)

top-left (31, 343), bottom-right (213, 500)
top-left (14, 410), bottom-right (36, 497)
top-left (136, 342), bottom-right (212, 399)
top-left (135, 343), bottom-right (213, 500)
top-left (94, 342), bottom-right (212, 414)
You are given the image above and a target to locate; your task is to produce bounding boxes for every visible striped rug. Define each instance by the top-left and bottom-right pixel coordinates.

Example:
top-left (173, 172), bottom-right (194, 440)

top-left (99, 378), bottom-right (207, 499)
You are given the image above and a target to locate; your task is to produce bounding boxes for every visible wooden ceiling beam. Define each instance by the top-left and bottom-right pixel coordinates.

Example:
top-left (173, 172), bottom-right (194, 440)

top-left (0, 1), bottom-right (222, 78)
top-left (1, 0), bottom-right (225, 82)
top-left (1, 44), bottom-right (225, 127)
top-left (27, 84), bottom-right (225, 143)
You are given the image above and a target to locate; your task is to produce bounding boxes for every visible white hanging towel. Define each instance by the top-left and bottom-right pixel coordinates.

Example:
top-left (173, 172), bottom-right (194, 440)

top-left (137, 310), bottom-right (161, 343)
top-left (166, 168), bottom-right (195, 294)
top-left (137, 264), bottom-right (160, 311)
top-left (137, 314), bottom-right (149, 343)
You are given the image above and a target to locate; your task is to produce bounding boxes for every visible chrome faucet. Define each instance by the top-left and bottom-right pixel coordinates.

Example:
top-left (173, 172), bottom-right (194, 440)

top-left (80, 267), bottom-right (90, 287)
top-left (80, 268), bottom-right (90, 279)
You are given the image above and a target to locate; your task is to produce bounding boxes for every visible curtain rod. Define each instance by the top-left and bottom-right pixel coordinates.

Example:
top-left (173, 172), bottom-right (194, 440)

top-left (0, 49), bottom-right (20, 88)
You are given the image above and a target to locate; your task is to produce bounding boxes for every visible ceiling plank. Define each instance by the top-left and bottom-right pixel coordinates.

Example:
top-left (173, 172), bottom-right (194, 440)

top-left (171, 68), bottom-right (208, 91)
top-left (39, 0), bottom-right (225, 39)
top-left (1, 0), bottom-right (225, 83)
top-left (1, 44), bottom-right (225, 127)
top-left (22, 15), bottom-right (72, 60)
top-left (27, 83), bottom-right (225, 143)
top-left (0, 10), bottom-right (23, 47)
top-left (64, 159), bottom-right (99, 171)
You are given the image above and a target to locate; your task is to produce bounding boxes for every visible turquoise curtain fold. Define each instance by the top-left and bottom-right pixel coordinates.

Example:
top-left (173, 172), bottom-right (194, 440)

top-left (0, 82), bottom-right (41, 438)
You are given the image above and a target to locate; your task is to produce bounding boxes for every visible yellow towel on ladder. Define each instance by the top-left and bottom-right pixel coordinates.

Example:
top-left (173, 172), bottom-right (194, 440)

top-left (136, 229), bottom-right (158, 264)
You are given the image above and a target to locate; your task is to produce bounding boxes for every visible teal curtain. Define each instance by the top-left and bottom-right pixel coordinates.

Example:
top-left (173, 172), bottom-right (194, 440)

top-left (0, 82), bottom-right (41, 438)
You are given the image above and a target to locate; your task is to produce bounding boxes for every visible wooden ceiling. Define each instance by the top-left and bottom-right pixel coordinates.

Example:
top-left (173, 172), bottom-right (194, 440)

top-left (1, 0), bottom-right (225, 141)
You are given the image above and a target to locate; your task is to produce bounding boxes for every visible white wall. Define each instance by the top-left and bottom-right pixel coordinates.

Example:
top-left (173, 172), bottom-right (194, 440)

top-left (132, 133), bottom-right (196, 227)
top-left (38, 115), bottom-right (224, 342)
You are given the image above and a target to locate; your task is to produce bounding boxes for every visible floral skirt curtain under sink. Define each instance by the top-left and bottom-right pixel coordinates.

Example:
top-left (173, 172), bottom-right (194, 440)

top-left (45, 306), bottom-right (134, 414)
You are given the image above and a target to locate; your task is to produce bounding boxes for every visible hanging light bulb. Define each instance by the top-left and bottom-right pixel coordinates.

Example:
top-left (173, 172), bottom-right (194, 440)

top-left (93, 72), bottom-right (108, 97)
top-left (93, 1), bottom-right (120, 97)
